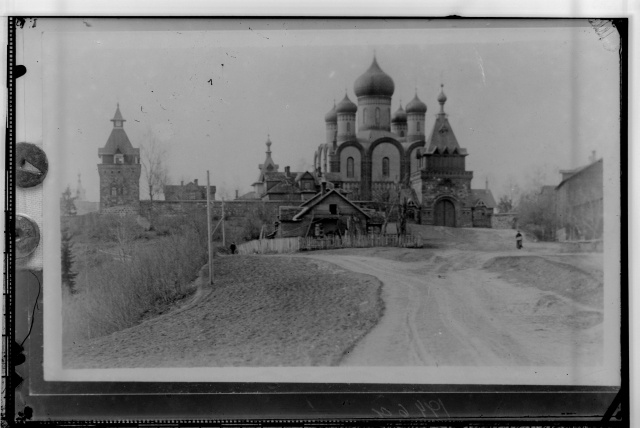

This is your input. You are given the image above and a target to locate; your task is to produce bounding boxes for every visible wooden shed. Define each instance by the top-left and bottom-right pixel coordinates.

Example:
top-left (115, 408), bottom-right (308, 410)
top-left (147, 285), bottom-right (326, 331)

top-left (278, 189), bottom-right (371, 238)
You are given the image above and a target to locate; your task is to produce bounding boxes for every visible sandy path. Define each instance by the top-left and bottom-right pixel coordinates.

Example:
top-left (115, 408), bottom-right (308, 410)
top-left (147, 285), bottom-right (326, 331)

top-left (307, 249), bottom-right (603, 367)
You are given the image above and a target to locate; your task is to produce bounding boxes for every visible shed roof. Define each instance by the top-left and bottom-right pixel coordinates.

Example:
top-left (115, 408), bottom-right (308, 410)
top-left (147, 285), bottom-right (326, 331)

top-left (293, 189), bottom-right (371, 221)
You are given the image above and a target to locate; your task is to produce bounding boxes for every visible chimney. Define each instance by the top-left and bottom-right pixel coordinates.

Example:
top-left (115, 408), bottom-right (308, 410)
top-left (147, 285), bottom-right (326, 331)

top-left (285, 166), bottom-right (290, 177)
top-left (194, 179), bottom-right (198, 186)
top-left (321, 180), bottom-right (327, 195)
top-left (485, 177), bottom-right (488, 190)
top-left (589, 150), bottom-right (596, 164)
top-left (235, 190), bottom-right (239, 200)
top-left (181, 180), bottom-right (184, 186)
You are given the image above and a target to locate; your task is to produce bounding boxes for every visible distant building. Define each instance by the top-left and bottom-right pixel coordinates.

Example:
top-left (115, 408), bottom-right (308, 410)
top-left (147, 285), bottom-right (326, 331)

top-left (164, 179), bottom-right (216, 201)
top-left (73, 173), bottom-right (98, 215)
top-left (97, 104), bottom-right (141, 214)
top-left (251, 136), bottom-right (321, 201)
top-left (555, 158), bottom-right (603, 240)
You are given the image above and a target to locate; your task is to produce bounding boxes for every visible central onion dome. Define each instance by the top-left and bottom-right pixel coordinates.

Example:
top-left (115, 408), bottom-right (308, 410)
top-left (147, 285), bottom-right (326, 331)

top-left (354, 57), bottom-right (395, 98)
top-left (324, 102), bottom-right (337, 123)
top-left (336, 93), bottom-right (357, 114)
top-left (406, 93), bottom-right (427, 114)
top-left (391, 104), bottom-right (407, 123)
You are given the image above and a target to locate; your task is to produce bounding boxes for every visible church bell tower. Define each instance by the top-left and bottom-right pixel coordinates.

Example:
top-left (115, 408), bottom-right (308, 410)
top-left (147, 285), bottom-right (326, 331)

top-left (97, 104), bottom-right (141, 213)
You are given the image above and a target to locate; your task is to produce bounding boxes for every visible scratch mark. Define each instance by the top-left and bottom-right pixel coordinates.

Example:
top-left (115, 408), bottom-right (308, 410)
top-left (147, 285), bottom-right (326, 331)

top-left (83, 20), bottom-right (92, 27)
top-left (474, 49), bottom-right (486, 86)
top-left (248, 26), bottom-right (270, 40)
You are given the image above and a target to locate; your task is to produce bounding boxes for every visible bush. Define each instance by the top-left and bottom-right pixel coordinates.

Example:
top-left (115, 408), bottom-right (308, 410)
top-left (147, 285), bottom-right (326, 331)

top-left (63, 227), bottom-right (207, 345)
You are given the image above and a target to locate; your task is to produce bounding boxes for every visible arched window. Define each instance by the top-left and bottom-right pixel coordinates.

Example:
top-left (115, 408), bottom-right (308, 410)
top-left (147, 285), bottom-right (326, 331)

top-left (347, 157), bottom-right (354, 178)
top-left (363, 108), bottom-right (367, 124)
top-left (382, 157), bottom-right (390, 177)
top-left (400, 130), bottom-right (405, 137)
top-left (346, 122), bottom-right (351, 133)
top-left (111, 186), bottom-right (117, 197)
top-left (417, 121), bottom-right (421, 133)
top-left (375, 107), bottom-right (380, 126)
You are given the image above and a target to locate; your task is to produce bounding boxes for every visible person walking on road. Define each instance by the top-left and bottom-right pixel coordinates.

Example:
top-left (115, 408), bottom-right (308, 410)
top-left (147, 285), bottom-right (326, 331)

top-left (516, 231), bottom-right (523, 249)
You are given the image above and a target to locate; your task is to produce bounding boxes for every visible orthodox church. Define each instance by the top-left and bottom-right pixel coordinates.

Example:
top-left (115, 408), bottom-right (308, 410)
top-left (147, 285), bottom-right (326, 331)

top-left (312, 56), bottom-right (495, 227)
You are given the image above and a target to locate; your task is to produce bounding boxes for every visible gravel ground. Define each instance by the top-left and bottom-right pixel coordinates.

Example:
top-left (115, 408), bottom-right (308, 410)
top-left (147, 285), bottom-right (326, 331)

top-left (64, 255), bottom-right (383, 368)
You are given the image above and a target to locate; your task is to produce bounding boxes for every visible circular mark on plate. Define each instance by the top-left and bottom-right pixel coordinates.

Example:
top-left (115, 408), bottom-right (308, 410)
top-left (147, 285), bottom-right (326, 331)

top-left (16, 214), bottom-right (40, 259)
top-left (16, 142), bottom-right (48, 188)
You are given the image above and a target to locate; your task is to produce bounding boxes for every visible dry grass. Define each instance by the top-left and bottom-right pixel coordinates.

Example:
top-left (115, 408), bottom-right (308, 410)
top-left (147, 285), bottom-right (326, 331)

top-left (62, 225), bottom-right (206, 347)
top-left (64, 255), bottom-right (384, 367)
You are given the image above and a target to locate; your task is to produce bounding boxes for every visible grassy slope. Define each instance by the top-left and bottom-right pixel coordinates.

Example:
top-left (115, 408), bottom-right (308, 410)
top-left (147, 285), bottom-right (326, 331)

top-left (64, 255), bottom-right (384, 367)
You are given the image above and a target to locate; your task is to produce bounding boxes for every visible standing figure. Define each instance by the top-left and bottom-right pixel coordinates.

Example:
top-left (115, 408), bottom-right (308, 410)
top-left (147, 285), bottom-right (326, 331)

top-left (516, 231), bottom-right (523, 249)
top-left (230, 242), bottom-right (237, 254)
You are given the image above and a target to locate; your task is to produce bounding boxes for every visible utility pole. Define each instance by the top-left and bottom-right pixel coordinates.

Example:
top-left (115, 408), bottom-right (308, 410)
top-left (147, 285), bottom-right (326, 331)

top-left (222, 198), bottom-right (226, 247)
top-left (206, 171), bottom-right (213, 285)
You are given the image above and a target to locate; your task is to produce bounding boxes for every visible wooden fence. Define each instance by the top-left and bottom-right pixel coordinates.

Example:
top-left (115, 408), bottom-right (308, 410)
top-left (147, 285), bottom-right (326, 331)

top-left (236, 234), bottom-right (422, 255)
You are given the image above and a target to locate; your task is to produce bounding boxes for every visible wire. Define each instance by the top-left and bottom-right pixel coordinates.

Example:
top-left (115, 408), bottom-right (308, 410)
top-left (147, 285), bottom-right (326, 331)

top-left (19, 271), bottom-right (41, 348)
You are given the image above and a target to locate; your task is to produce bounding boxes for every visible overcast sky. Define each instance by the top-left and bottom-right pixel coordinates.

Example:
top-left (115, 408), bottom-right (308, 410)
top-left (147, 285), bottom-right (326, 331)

top-left (18, 18), bottom-right (620, 202)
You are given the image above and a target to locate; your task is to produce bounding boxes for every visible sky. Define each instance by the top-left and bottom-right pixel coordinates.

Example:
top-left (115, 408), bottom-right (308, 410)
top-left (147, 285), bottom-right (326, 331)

top-left (17, 18), bottom-right (620, 202)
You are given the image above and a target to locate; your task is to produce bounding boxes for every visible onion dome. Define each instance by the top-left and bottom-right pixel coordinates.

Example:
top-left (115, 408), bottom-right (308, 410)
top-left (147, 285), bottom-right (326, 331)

top-left (406, 92), bottom-right (427, 114)
top-left (324, 102), bottom-right (337, 123)
top-left (354, 57), bottom-right (395, 98)
top-left (335, 93), bottom-right (357, 114)
top-left (438, 84), bottom-right (447, 104)
top-left (391, 104), bottom-right (407, 123)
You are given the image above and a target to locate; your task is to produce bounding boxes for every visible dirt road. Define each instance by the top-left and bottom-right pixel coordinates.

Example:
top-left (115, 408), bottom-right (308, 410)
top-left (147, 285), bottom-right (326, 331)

top-left (307, 243), bottom-right (603, 367)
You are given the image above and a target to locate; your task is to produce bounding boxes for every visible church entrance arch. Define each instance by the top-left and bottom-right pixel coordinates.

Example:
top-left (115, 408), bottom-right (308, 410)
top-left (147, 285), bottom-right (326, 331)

top-left (434, 198), bottom-right (456, 227)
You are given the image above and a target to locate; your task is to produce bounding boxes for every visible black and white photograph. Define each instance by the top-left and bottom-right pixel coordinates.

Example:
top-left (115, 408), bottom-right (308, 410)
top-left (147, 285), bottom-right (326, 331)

top-left (23, 18), bottom-right (620, 385)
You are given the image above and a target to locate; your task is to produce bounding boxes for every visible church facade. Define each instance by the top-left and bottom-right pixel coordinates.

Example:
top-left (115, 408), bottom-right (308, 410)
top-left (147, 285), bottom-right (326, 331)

top-left (312, 57), bottom-right (495, 227)
top-left (98, 104), bottom-right (141, 214)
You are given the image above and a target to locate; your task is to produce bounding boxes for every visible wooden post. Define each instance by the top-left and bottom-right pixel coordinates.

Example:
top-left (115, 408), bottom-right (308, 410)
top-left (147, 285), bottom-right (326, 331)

top-left (206, 171), bottom-right (213, 285)
top-left (222, 198), bottom-right (226, 247)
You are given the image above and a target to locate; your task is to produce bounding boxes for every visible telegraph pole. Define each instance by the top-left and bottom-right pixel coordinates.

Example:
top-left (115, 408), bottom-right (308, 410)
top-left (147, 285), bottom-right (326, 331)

top-left (222, 198), bottom-right (226, 247)
top-left (206, 171), bottom-right (213, 285)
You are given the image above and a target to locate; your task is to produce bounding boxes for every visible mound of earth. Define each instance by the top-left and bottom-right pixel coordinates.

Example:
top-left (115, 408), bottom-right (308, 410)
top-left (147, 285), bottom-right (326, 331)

top-left (483, 255), bottom-right (603, 308)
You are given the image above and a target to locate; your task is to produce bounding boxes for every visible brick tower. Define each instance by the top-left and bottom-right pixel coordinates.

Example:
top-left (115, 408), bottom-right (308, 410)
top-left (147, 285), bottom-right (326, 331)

top-left (98, 104), bottom-right (141, 213)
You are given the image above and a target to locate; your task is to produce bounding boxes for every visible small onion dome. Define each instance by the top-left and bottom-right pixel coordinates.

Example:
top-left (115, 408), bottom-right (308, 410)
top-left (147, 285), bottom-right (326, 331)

top-left (406, 93), bottom-right (427, 114)
top-left (335, 93), bottom-right (357, 114)
top-left (324, 103), bottom-right (337, 123)
top-left (391, 104), bottom-right (407, 123)
top-left (354, 57), bottom-right (395, 98)
top-left (437, 84), bottom-right (447, 104)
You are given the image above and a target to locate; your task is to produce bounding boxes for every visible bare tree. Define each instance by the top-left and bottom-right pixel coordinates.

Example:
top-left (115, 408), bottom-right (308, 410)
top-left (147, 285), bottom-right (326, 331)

top-left (141, 135), bottom-right (169, 201)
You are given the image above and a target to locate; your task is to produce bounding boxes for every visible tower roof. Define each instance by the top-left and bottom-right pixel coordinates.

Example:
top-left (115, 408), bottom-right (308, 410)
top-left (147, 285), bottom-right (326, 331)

top-left (437, 84), bottom-right (448, 113)
top-left (254, 135), bottom-right (280, 184)
top-left (335, 93), bottom-right (357, 114)
top-left (98, 104), bottom-right (139, 157)
top-left (354, 56), bottom-right (395, 98)
top-left (391, 103), bottom-right (407, 123)
top-left (425, 90), bottom-right (466, 155)
top-left (406, 92), bottom-right (427, 114)
top-left (324, 102), bottom-right (337, 123)
top-left (111, 103), bottom-right (126, 124)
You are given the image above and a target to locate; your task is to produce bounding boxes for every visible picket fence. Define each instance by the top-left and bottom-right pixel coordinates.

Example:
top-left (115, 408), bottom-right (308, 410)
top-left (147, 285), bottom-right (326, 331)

top-left (236, 234), bottom-right (422, 255)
